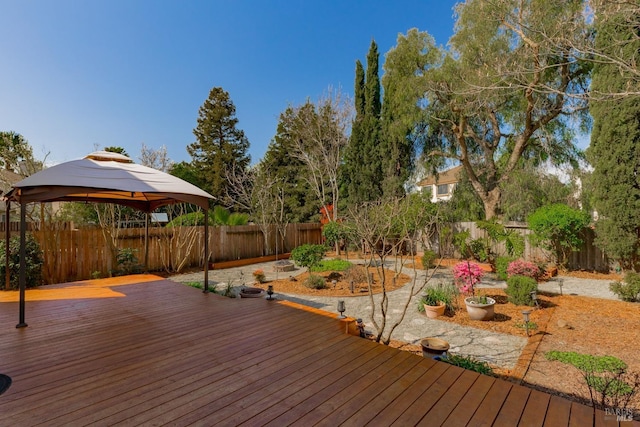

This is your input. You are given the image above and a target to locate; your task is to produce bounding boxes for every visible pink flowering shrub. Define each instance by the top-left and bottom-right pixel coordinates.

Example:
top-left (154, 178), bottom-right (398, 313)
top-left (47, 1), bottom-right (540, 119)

top-left (506, 260), bottom-right (541, 280)
top-left (453, 261), bottom-right (484, 295)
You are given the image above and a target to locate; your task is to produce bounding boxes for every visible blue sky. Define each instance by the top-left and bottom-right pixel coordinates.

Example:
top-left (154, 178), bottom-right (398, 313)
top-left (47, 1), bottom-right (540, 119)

top-left (1, 1), bottom-right (460, 166)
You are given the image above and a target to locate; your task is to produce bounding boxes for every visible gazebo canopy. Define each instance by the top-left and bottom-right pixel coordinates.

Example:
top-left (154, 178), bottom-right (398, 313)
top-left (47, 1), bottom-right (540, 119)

top-left (4, 151), bottom-right (214, 211)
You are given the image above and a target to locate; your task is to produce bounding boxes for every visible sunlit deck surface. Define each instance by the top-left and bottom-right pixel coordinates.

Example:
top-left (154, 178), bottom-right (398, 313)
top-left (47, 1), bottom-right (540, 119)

top-left (0, 275), bottom-right (626, 426)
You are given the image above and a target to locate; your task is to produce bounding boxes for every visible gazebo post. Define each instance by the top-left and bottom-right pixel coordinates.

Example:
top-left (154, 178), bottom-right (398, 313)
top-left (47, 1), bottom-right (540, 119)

top-left (144, 212), bottom-right (149, 273)
top-left (204, 208), bottom-right (209, 293)
top-left (16, 202), bottom-right (27, 328)
top-left (5, 200), bottom-right (10, 291)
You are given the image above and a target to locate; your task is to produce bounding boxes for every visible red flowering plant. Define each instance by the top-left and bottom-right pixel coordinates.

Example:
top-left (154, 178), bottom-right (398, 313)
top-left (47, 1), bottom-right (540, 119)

top-left (506, 260), bottom-right (541, 280)
top-left (252, 269), bottom-right (266, 283)
top-left (453, 261), bottom-right (484, 296)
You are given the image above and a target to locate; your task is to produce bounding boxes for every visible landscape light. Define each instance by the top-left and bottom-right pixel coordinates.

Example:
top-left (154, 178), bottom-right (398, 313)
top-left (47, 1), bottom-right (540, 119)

top-left (337, 300), bottom-right (346, 319)
top-left (522, 310), bottom-right (532, 337)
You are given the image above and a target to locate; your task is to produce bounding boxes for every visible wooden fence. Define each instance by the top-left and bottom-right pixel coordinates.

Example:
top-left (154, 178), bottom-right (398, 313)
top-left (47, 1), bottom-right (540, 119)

top-left (435, 221), bottom-right (609, 271)
top-left (2, 218), bottom-right (611, 285)
top-left (2, 223), bottom-right (322, 285)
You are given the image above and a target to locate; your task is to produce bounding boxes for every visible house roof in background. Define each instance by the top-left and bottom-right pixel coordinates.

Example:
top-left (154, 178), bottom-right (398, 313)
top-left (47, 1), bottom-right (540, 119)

top-left (418, 165), bottom-right (463, 187)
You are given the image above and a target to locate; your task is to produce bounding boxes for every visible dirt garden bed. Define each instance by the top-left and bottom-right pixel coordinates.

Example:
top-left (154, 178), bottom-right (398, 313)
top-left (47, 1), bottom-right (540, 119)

top-left (257, 266), bottom-right (411, 297)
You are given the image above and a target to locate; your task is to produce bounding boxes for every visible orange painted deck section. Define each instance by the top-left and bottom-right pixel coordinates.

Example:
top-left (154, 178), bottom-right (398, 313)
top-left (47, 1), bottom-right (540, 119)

top-left (0, 276), bottom-right (631, 426)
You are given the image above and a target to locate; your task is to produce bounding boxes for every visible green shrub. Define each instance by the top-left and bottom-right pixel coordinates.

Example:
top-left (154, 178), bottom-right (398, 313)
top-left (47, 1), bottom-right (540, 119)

top-left (226, 212), bottom-right (249, 226)
top-left (419, 283), bottom-right (458, 312)
top-left (610, 272), bottom-right (640, 302)
top-left (440, 354), bottom-right (494, 376)
top-left (0, 235), bottom-right (44, 289)
top-left (166, 211), bottom-right (214, 227)
top-left (116, 248), bottom-right (142, 275)
top-left (469, 238), bottom-right (488, 262)
top-left (495, 256), bottom-right (515, 281)
top-left (304, 274), bottom-right (327, 290)
top-left (311, 259), bottom-right (352, 272)
top-left (421, 250), bottom-right (438, 269)
top-left (545, 351), bottom-right (640, 408)
top-left (505, 275), bottom-right (538, 306)
top-left (453, 229), bottom-right (471, 258)
top-left (527, 204), bottom-right (591, 268)
top-left (322, 221), bottom-right (349, 249)
top-left (291, 244), bottom-right (327, 271)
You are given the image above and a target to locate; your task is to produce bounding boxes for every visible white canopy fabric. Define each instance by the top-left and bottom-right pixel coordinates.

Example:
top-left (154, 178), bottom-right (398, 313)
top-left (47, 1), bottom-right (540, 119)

top-left (4, 151), bottom-right (214, 211)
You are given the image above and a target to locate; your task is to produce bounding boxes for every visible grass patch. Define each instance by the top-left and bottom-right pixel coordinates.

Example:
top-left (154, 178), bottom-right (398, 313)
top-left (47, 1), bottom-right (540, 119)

top-left (311, 259), bottom-right (352, 272)
top-left (185, 281), bottom-right (203, 290)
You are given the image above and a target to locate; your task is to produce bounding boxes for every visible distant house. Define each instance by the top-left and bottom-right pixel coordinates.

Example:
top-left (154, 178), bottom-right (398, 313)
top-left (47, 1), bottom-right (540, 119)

top-left (416, 165), bottom-right (463, 203)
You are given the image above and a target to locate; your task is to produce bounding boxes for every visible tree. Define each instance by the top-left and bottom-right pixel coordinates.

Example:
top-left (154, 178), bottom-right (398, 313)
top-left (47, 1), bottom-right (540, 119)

top-left (225, 163), bottom-right (284, 256)
top-left (587, 7), bottom-right (640, 270)
top-left (261, 107), bottom-right (317, 222)
top-left (343, 195), bottom-right (438, 344)
top-left (286, 88), bottom-right (352, 222)
top-left (169, 161), bottom-right (206, 192)
top-left (499, 165), bottom-right (573, 222)
top-left (541, 1), bottom-right (640, 98)
top-left (341, 41), bottom-right (384, 205)
top-left (104, 146), bottom-right (129, 157)
top-left (0, 131), bottom-right (35, 173)
top-left (188, 87), bottom-right (250, 202)
top-left (380, 30), bottom-right (438, 197)
top-left (139, 143), bottom-right (173, 172)
top-left (394, 1), bottom-right (590, 219)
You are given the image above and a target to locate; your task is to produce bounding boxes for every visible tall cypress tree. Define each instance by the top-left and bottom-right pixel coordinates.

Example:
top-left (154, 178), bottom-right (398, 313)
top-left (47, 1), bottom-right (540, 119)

top-left (342, 40), bottom-right (384, 205)
top-left (340, 60), bottom-right (365, 204)
top-left (188, 87), bottom-right (250, 203)
top-left (587, 10), bottom-right (640, 269)
top-left (361, 40), bottom-right (383, 200)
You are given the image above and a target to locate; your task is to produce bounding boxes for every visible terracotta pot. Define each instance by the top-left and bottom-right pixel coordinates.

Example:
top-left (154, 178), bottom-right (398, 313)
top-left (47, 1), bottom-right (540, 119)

top-left (464, 296), bottom-right (496, 321)
top-left (420, 337), bottom-right (450, 358)
top-left (423, 302), bottom-right (446, 319)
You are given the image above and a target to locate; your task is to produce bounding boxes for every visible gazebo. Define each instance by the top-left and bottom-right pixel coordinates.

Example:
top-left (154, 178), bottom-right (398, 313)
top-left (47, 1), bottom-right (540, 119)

top-left (3, 151), bottom-right (215, 327)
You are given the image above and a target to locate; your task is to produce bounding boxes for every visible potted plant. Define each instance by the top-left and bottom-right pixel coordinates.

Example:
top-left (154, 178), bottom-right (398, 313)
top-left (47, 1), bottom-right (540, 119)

top-left (464, 293), bottom-right (496, 321)
top-left (453, 261), bottom-right (495, 321)
top-left (418, 283), bottom-right (457, 318)
top-left (453, 261), bottom-right (485, 296)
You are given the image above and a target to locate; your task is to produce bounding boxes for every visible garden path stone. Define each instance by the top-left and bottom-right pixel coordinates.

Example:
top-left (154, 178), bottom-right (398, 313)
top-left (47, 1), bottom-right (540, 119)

top-left (169, 260), bottom-right (619, 370)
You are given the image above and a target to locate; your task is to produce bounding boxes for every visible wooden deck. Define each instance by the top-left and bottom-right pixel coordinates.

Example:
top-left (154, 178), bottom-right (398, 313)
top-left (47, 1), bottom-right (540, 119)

top-left (0, 275), bottom-right (633, 426)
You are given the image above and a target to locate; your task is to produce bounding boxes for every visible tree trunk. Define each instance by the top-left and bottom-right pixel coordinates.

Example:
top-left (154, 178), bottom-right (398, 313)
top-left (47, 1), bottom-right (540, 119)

top-left (480, 187), bottom-right (502, 220)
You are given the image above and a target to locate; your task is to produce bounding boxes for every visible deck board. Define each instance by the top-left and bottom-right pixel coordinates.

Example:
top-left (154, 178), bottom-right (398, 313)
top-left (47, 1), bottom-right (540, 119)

top-left (519, 389), bottom-right (551, 426)
top-left (0, 275), bottom-right (614, 426)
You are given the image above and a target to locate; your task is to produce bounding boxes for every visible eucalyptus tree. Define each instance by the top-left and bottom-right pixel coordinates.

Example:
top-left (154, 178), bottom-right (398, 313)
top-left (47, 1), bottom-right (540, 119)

top-left (389, 1), bottom-right (590, 219)
top-left (380, 30), bottom-right (439, 198)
